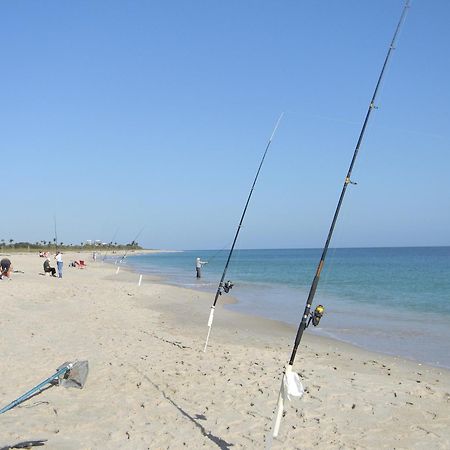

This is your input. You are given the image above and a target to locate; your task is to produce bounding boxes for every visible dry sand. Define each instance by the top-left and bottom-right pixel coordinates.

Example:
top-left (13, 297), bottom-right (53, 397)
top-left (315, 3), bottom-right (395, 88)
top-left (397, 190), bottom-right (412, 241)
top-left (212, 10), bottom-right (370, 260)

top-left (1, 252), bottom-right (449, 449)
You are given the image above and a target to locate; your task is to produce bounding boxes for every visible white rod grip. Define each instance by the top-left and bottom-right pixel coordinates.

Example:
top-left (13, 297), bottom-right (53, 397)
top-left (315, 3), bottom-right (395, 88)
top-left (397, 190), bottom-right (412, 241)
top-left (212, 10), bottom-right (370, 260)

top-left (207, 306), bottom-right (215, 327)
top-left (203, 307), bottom-right (215, 352)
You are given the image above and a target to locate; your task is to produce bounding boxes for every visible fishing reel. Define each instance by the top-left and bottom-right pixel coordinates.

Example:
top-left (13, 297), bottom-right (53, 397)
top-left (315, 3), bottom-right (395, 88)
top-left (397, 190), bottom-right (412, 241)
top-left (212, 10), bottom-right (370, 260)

top-left (307, 304), bottom-right (325, 328)
top-left (219, 280), bottom-right (234, 295)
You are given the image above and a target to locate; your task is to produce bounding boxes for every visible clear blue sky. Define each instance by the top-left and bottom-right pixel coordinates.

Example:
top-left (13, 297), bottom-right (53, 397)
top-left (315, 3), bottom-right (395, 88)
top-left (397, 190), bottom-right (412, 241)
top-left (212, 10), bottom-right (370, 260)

top-left (1, 0), bottom-right (449, 249)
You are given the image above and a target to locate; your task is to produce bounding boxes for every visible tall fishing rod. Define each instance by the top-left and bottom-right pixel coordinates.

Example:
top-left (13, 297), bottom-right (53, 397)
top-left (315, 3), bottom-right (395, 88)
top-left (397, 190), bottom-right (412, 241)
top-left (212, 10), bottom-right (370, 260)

top-left (270, 0), bottom-right (410, 440)
top-left (118, 226), bottom-right (145, 263)
top-left (53, 216), bottom-right (58, 253)
top-left (103, 227), bottom-right (119, 262)
top-left (203, 113), bottom-right (284, 352)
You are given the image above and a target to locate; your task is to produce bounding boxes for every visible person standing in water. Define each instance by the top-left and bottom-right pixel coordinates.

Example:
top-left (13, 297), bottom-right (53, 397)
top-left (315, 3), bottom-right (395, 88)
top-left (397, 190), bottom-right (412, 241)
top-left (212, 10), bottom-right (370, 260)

top-left (55, 251), bottom-right (63, 278)
top-left (195, 257), bottom-right (208, 278)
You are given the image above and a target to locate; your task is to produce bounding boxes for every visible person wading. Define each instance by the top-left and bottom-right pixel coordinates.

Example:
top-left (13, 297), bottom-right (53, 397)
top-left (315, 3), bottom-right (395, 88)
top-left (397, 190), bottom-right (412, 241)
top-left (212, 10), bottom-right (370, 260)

top-left (195, 257), bottom-right (208, 279)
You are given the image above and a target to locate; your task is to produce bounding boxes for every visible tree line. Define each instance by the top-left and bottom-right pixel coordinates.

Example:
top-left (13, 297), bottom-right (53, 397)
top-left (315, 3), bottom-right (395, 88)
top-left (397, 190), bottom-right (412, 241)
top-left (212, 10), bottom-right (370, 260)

top-left (0, 239), bottom-right (143, 251)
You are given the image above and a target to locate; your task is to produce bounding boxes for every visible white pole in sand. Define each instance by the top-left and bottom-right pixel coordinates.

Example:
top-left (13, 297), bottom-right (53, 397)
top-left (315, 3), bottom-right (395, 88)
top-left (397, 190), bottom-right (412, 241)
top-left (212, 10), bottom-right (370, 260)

top-left (138, 274), bottom-right (142, 286)
top-left (116, 266), bottom-right (120, 274)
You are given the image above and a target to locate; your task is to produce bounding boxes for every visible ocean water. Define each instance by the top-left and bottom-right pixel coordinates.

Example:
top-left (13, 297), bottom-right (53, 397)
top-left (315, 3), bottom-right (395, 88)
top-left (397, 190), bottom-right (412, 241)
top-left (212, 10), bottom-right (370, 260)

top-left (122, 247), bottom-right (450, 368)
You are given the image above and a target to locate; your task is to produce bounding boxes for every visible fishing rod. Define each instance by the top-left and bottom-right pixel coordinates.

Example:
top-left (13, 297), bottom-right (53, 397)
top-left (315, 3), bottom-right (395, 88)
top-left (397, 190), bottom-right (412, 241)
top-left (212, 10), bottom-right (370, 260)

top-left (53, 216), bottom-right (58, 253)
top-left (269, 0), bottom-right (410, 440)
top-left (203, 113), bottom-right (284, 352)
top-left (103, 228), bottom-right (119, 262)
top-left (118, 226), bottom-right (145, 264)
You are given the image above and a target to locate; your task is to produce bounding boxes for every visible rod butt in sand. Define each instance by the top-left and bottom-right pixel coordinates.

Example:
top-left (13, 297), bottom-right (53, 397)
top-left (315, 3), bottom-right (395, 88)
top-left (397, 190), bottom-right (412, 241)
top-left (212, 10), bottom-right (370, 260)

top-left (203, 306), bottom-right (215, 352)
top-left (271, 365), bottom-right (290, 439)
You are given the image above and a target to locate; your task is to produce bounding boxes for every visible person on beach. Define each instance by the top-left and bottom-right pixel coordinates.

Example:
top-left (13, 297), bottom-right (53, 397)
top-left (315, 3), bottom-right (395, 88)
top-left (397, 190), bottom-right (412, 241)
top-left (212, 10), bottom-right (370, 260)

top-left (93, 251), bottom-right (97, 262)
top-left (195, 257), bottom-right (208, 278)
top-left (55, 251), bottom-right (63, 278)
top-left (43, 258), bottom-right (57, 277)
top-left (0, 257), bottom-right (12, 279)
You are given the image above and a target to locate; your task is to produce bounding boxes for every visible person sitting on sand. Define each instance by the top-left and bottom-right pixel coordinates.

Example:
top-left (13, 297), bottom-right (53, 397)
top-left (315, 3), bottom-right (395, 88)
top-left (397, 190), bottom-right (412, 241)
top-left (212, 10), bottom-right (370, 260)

top-left (1, 257), bottom-right (12, 279)
top-left (43, 258), bottom-right (57, 277)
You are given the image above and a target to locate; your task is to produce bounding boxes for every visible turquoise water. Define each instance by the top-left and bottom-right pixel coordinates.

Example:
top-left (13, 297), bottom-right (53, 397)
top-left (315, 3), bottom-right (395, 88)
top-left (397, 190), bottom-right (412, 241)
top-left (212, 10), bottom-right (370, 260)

top-left (122, 247), bottom-right (450, 368)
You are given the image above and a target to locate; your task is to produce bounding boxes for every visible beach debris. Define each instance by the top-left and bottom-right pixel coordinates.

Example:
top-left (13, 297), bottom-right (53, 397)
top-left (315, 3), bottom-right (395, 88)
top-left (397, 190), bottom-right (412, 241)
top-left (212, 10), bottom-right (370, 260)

top-left (203, 113), bottom-right (284, 352)
top-left (267, 1), bottom-right (410, 444)
top-left (0, 361), bottom-right (89, 415)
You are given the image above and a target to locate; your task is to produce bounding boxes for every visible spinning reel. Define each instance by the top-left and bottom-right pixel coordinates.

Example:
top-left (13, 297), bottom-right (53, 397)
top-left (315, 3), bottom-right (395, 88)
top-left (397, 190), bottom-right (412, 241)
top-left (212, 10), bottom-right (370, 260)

top-left (219, 280), bottom-right (234, 295)
top-left (306, 304), bottom-right (325, 328)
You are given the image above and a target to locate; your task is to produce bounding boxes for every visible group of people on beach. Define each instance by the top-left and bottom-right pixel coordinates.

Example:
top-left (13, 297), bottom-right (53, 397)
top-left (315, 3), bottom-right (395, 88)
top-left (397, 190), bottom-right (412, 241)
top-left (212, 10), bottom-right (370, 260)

top-left (1, 253), bottom-right (64, 279)
top-left (43, 252), bottom-right (63, 278)
top-left (4, 253), bottom-right (206, 280)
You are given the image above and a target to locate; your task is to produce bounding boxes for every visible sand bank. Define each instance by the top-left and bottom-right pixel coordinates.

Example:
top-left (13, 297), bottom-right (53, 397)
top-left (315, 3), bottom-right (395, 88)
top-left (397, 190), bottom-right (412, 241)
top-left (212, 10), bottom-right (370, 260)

top-left (1, 253), bottom-right (449, 449)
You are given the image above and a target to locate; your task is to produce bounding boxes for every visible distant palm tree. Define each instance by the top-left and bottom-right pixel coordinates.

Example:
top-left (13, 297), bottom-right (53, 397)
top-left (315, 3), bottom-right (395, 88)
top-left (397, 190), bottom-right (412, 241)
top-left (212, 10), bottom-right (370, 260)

top-left (9, 239), bottom-right (14, 247)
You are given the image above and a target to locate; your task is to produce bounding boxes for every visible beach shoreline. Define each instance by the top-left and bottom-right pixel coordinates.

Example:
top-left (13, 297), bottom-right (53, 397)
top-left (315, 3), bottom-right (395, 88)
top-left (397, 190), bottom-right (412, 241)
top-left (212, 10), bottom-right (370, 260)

top-left (1, 252), bottom-right (449, 449)
top-left (121, 249), bottom-right (450, 371)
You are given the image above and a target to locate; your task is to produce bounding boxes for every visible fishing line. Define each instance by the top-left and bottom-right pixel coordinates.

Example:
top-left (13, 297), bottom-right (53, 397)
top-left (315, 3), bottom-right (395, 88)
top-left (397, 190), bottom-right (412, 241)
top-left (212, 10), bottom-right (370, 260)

top-left (206, 240), bottom-right (233, 265)
top-left (319, 198), bottom-right (351, 296)
top-left (228, 246), bottom-right (242, 282)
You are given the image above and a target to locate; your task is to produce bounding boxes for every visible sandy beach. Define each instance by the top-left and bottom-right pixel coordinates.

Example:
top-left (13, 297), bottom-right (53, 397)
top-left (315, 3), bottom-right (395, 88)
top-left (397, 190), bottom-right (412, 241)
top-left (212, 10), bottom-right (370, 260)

top-left (1, 252), bottom-right (449, 449)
